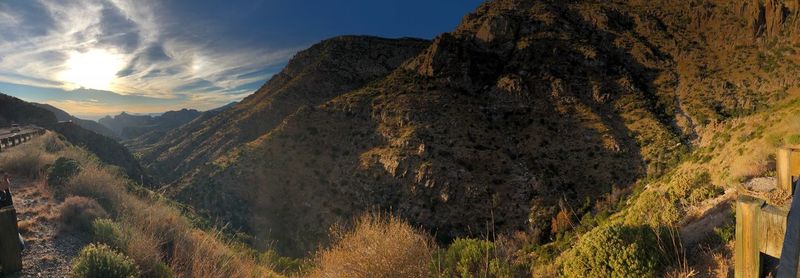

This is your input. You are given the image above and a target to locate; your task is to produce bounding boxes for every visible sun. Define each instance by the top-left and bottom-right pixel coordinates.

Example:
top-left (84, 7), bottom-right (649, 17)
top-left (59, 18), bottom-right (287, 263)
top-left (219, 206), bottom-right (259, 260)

top-left (59, 49), bottom-right (125, 91)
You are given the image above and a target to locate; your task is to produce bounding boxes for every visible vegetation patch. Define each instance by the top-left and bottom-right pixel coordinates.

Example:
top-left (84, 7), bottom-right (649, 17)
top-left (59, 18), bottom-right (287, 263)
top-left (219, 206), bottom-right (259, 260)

top-left (57, 196), bottom-right (109, 234)
top-left (71, 243), bottom-right (140, 278)
top-left (560, 224), bottom-right (665, 277)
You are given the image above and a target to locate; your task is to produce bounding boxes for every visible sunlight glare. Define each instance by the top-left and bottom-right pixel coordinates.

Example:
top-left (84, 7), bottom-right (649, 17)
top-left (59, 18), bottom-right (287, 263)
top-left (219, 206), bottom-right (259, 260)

top-left (59, 49), bottom-right (124, 91)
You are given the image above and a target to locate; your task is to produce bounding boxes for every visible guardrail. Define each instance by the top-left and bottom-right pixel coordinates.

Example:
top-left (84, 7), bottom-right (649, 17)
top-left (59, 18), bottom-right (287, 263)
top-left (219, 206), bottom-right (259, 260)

top-left (0, 126), bottom-right (45, 152)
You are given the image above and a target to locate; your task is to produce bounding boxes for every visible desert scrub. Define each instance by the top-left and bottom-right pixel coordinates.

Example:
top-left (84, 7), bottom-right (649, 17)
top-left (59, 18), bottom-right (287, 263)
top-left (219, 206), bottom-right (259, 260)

top-left (624, 171), bottom-right (717, 227)
top-left (92, 219), bottom-right (126, 250)
top-left (72, 243), bottom-right (140, 278)
top-left (91, 219), bottom-right (169, 277)
top-left (47, 157), bottom-right (82, 197)
top-left (560, 224), bottom-right (664, 277)
top-left (57, 196), bottom-right (109, 234)
top-left (432, 238), bottom-right (513, 278)
top-left (310, 213), bottom-right (435, 278)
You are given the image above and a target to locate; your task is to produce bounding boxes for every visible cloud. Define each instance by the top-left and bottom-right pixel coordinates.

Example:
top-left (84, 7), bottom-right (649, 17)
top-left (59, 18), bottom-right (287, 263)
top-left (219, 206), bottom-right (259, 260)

top-left (0, 0), bottom-right (299, 111)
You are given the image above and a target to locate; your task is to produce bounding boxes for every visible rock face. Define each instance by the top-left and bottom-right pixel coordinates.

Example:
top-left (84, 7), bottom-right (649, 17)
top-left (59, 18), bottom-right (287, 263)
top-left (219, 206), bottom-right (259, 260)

top-left (143, 0), bottom-right (800, 256)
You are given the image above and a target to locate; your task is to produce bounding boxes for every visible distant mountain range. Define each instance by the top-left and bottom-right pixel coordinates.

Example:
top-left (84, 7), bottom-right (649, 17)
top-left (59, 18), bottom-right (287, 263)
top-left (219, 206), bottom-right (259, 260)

top-left (99, 109), bottom-right (202, 140)
top-left (32, 103), bottom-right (118, 139)
top-left (98, 102), bottom-right (238, 140)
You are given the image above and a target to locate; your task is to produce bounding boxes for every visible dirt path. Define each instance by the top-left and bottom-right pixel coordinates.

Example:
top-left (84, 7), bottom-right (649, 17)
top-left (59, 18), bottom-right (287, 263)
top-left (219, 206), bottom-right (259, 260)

top-left (5, 178), bottom-right (85, 278)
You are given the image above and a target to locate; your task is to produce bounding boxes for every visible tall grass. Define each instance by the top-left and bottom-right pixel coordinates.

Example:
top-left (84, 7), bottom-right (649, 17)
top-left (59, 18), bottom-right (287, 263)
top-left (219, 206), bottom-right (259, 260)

top-left (11, 132), bottom-right (278, 277)
top-left (309, 213), bottom-right (436, 278)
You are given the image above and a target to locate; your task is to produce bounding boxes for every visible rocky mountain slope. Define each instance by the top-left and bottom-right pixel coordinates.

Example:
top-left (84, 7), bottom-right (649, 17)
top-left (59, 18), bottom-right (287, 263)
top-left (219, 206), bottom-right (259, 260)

top-left (99, 109), bottom-right (202, 140)
top-left (33, 103), bottom-right (117, 139)
top-left (140, 0), bottom-right (800, 258)
top-left (132, 36), bottom-right (430, 184)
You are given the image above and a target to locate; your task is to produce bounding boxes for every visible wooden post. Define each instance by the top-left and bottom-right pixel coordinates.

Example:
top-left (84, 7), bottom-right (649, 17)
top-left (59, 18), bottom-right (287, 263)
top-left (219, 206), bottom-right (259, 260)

top-left (737, 195), bottom-right (765, 278)
top-left (777, 148), bottom-right (800, 194)
top-left (760, 205), bottom-right (788, 258)
top-left (0, 207), bottom-right (22, 274)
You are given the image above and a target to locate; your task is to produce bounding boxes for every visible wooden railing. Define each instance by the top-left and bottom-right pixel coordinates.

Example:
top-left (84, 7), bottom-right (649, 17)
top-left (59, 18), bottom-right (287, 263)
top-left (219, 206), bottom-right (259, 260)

top-left (736, 147), bottom-right (800, 277)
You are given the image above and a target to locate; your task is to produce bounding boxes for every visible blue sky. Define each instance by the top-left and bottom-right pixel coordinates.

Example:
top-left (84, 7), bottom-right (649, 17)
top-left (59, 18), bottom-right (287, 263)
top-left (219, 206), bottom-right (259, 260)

top-left (0, 0), bottom-right (483, 119)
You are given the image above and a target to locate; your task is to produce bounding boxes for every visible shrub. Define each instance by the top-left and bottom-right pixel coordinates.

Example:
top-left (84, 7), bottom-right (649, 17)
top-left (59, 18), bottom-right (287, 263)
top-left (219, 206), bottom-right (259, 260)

top-left (560, 224), bottom-right (664, 278)
top-left (44, 134), bottom-right (66, 153)
top-left (262, 249), bottom-right (310, 275)
top-left (91, 219), bottom-right (167, 277)
top-left (47, 157), bottom-right (82, 196)
top-left (149, 261), bottom-right (173, 278)
top-left (66, 165), bottom-right (125, 215)
top-left (72, 243), bottom-right (140, 278)
top-left (124, 227), bottom-right (163, 277)
top-left (92, 219), bottom-right (125, 250)
top-left (432, 238), bottom-right (513, 278)
top-left (788, 134), bottom-right (800, 145)
top-left (713, 223), bottom-right (735, 244)
top-left (57, 196), bottom-right (109, 234)
top-left (171, 229), bottom-right (271, 277)
top-left (310, 213), bottom-right (436, 278)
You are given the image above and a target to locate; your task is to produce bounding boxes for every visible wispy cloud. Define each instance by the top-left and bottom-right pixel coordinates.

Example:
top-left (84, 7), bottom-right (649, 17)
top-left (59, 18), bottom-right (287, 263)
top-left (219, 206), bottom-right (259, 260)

top-left (0, 0), bottom-right (298, 111)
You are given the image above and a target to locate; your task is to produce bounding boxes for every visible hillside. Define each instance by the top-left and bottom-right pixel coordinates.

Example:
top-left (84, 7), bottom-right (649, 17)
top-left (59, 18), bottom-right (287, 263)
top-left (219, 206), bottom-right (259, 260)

top-left (32, 103), bottom-right (118, 139)
top-left (132, 36), bottom-right (430, 184)
top-left (139, 0), bottom-right (800, 262)
top-left (0, 93), bottom-right (147, 184)
top-left (0, 93), bottom-right (57, 127)
top-left (99, 109), bottom-right (202, 140)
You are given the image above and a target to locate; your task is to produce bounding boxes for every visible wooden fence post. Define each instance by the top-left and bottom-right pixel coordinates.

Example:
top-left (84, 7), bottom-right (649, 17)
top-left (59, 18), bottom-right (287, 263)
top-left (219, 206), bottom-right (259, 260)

top-left (737, 195), bottom-right (765, 278)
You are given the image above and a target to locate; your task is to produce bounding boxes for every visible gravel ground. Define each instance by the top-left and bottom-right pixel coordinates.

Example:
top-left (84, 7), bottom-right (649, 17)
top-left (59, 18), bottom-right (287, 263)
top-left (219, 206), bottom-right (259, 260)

top-left (3, 179), bottom-right (86, 278)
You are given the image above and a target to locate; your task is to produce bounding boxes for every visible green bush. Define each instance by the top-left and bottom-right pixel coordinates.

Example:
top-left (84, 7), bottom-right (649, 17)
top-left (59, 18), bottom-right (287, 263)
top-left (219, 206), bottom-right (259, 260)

top-left (149, 261), bottom-right (173, 278)
top-left (788, 134), bottom-right (800, 145)
top-left (47, 157), bottom-right (82, 196)
top-left (560, 224), bottom-right (664, 278)
top-left (92, 219), bottom-right (126, 250)
top-left (432, 238), bottom-right (512, 278)
top-left (72, 243), bottom-right (140, 278)
top-left (713, 223), bottom-right (735, 244)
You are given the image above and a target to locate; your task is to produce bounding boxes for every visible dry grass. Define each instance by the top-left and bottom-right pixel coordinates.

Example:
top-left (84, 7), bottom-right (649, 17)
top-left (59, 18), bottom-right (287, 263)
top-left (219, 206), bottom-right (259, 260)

top-left (56, 196), bottom-right (109, 234)
top-left (309, 213), bottom-right (436, 278)
top-left (0, 147), bottom-right (55, 179)
top-left (3, 132), bottom-right (279, 277)
top-left (122, 226), bottom-right (164, 276)
top-left (171, 229), bottom-right (274, 277)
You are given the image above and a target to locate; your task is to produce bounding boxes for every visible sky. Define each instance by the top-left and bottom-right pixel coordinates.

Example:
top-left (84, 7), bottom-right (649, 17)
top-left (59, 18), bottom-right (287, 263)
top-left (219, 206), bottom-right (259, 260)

top-left (0, 0), bottom-right (483, 120)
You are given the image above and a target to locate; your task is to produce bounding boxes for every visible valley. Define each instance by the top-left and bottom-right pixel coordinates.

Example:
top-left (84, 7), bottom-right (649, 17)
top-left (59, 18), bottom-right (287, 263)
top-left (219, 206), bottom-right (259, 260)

top-left (1, 0), bottom-right (800, 276)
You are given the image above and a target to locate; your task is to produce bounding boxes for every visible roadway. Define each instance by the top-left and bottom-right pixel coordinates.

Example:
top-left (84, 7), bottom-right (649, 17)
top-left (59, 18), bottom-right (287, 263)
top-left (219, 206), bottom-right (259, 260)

top-left (0, 126), bottom-right (42, 140)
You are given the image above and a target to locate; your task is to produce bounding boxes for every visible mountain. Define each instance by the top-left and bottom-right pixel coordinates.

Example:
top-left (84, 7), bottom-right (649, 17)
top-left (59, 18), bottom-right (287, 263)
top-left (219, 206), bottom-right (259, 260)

top-left (0, 93), bottom-right (148, 184)
top-left (141, 0), bottom-right (800, 259)
top-left (99, 109), bottom-right (202, 139)
top-left (32, 103), bottom-right (118, 139)
top-left (0, 93), bottom-right (57, 127)
top-left (208, 102), bottom-right (238, 113)
top-left (131, 36), bottom-right (430, 184)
